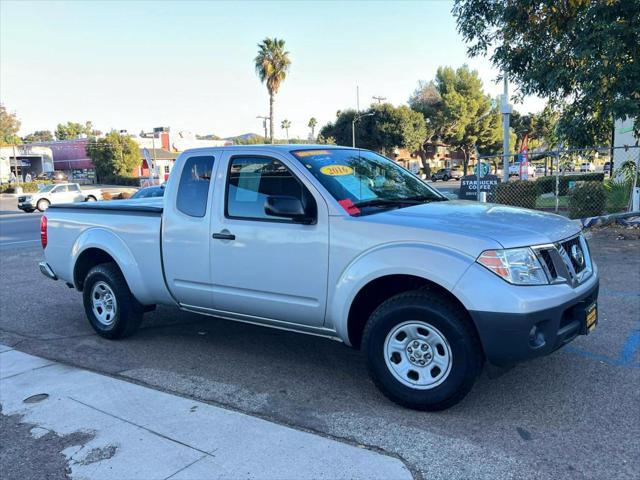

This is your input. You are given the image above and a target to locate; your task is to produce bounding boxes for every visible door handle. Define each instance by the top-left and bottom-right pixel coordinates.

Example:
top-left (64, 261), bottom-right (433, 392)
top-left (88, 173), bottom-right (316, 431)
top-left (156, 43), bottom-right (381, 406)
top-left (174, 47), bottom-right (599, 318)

top-left (212, 231), bottom-right (235, 241)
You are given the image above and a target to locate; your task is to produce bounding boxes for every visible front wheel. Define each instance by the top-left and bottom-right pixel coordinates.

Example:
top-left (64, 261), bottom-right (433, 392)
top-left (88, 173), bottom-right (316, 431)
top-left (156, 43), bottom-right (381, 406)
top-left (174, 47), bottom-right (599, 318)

top-left (36, 199), bottom-right (50, 212)
top-left (431, 176), bottom-right (437, 182)
top-left (362, 290), bottom-right (483, 411)
top-left (83, 263), bottom-right (143, 339)
top-left (443, 175), bottom-right (449, 181)
top-left (86, 195), bottom-right (97, 202)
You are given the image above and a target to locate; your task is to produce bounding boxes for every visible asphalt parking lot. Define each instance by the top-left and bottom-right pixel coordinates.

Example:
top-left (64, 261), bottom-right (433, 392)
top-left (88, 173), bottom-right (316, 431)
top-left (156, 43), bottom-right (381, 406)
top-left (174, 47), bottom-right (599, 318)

top-left (0, 219), bottom-right (638, 479)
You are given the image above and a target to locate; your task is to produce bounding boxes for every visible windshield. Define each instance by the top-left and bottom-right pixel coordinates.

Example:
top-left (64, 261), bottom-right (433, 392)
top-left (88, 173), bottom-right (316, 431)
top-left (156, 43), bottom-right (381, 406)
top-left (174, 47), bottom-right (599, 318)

top-left (38, 185), bottom-right (56, 193)
top-left (291, 148), bottom-right (444, 215)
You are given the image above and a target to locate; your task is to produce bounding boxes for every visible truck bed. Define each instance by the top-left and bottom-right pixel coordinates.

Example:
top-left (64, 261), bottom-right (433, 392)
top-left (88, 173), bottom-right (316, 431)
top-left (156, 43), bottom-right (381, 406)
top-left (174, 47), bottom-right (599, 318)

top-left (44, 199), bottom-right (171, 305)
top-left (49, 200), bottom-right (163, 214)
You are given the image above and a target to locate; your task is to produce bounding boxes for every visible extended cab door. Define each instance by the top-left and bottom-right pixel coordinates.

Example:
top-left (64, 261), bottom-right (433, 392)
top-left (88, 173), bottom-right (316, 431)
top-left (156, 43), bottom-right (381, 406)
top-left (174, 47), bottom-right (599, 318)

top-left (208, 151), bottom-right (329, 327)
top-left (162, 153), bottom-right (218, 308)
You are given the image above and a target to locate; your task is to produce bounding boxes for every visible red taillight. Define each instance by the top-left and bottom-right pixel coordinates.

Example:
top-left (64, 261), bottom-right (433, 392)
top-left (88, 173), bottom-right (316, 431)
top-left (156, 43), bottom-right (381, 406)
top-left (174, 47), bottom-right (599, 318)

top-left (40, 215), bottom-right (47, 249)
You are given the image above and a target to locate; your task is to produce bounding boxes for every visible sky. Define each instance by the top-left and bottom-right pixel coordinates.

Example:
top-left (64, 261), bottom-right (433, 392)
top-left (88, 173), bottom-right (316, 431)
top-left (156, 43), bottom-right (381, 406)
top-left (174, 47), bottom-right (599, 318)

top-left (1, 0), bottom-right (546, 140)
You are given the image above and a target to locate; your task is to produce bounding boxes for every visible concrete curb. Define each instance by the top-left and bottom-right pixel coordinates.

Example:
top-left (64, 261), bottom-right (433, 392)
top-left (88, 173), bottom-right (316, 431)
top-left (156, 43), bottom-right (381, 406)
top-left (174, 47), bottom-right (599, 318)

top-left (0, 346), bottom-right (412, 480)
top-left (580, 211), bottom-right (640, 228)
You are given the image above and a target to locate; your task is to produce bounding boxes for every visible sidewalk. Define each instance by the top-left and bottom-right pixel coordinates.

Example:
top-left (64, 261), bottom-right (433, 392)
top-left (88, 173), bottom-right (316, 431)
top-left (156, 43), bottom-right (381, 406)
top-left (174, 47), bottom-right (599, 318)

top-left (0, 345), bottom-right (412, 480)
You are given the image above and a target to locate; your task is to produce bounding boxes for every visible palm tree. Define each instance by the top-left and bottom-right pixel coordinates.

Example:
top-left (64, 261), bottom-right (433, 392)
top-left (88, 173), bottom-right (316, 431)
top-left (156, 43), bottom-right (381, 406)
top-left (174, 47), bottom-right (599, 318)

top-left (254, 38), bottom-right (291, 144)
top-left (308, 117), bottom-right (318, 140)
top-left (281, 119), bottom-right (291, 142)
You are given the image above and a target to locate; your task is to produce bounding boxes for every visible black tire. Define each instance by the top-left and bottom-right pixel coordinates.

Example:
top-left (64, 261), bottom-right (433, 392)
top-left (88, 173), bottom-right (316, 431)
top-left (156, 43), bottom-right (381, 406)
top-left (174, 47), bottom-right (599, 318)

top-left (443, 175), bottom-right (449, 181)
top-left (36, 199), bottom-right (50, 212)
top-left (86, 195), bottom-right (97, 202)
top-left (362, 290), bottom-right (483, 411)
top-left (431, 176), bottom-right (437, 182)
top-left (82, 263), bottom-right (143, 339)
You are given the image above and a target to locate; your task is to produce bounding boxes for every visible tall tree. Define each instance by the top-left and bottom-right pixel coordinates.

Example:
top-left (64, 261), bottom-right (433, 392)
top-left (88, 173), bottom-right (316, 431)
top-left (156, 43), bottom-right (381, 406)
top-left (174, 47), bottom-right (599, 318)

top-left (308, 117), bottom-right (318, 140)
top-left (0, 104), bottom-right (21, 145)
top-left (409, 66), bottom-right (501, 174)
top-left (281, 119), bottom-right (291, 141)
top-left (320, 104), bottom-right (426, 155)
top-left (55, 121), bottom-right (95, 140)
top-left (23, 130), bottom-right (54, 143)
top-left (254, 38), bottom-right (291, 144)
top-left (453, 0), bottom-right (640, 145)
top-left (87, 131), bottom-right (141, 181)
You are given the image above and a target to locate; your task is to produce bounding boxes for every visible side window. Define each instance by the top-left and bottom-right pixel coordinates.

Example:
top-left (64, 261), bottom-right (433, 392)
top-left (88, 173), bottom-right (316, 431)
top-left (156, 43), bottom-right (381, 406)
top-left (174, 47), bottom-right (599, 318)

top-left (69, 184), bottom-right (80, 192)
top-left (177, 156), bottom-right (214, 217)
top-left (53, 185), bottom-right (67, 193)
top-left (226, 156), bottom-right (313, 221)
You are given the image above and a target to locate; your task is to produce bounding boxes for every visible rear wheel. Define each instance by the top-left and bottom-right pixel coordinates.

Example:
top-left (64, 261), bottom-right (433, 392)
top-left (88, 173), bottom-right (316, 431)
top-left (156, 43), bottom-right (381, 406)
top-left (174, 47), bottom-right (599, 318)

top-left (36, 199), bottom-right (50, 212)
top-left (82, 263), bottom-right (143, 339)
top-left (362, 290), bottom-right (483, 411)
top-left (86, 195), bottom-right (97, 202)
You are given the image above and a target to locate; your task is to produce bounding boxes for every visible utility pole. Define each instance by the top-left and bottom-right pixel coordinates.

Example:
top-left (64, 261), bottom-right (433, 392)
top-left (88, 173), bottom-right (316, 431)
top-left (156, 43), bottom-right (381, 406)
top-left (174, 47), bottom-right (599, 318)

top-left (500, 75), bottom-right (512, 182)
top-left (256, 116), bottom-right (270, 142)
top-left (372, 96), bottom-right (386, 104)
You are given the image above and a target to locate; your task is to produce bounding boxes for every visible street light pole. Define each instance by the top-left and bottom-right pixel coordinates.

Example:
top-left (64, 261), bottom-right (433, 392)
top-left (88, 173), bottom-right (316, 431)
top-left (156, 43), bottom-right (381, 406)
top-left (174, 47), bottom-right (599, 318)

top-left (256, 116), bottom-right (270, 142)
top-left (351, 112), bottom-right (375, 148)
top-left (500, 75), bottom-right (512, 183)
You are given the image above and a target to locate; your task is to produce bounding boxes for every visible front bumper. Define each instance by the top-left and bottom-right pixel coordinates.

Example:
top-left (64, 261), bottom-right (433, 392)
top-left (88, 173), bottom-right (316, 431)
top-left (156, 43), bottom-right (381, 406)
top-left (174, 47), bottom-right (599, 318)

top-left (18, 202), bottom-right (34, 211)
top-left (469, 279), bottom-right (599, 366)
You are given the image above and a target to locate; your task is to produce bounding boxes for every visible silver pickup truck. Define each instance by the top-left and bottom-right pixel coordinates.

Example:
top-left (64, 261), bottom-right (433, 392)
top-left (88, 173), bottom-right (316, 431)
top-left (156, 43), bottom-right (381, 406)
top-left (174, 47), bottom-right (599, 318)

top-left (39, 145), bottom-right (599, 410)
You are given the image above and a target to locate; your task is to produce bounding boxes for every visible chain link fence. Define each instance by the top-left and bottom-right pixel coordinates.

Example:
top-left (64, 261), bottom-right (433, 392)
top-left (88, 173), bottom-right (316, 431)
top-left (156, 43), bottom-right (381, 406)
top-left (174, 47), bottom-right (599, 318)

top-left (458, 146), bottom-right (639, 219)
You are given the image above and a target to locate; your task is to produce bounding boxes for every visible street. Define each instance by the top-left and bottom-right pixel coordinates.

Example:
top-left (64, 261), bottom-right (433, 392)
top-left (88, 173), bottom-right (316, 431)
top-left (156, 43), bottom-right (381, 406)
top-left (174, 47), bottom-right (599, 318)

top-left (0, 197), bottom-right (42, 250)
top-left (1, 219), bottom-right (638, 479)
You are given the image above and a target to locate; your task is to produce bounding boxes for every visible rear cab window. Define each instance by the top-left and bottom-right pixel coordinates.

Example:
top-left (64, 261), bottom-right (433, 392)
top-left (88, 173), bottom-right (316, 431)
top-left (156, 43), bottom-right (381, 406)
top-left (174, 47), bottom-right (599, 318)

top-left (177, 156), bottom-right (215, 217)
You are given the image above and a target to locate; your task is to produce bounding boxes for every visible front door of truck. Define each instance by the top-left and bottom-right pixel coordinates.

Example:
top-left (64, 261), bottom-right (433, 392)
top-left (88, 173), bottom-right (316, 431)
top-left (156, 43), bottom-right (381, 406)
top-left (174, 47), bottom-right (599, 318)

top-left (209, 151), bottom-right (329, 327)
top-left (162, 153), bottom-right (218, 308)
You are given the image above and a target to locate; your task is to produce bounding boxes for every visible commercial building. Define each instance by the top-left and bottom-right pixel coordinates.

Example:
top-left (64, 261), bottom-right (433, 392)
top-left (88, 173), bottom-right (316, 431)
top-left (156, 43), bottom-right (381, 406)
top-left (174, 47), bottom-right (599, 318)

top-left (0, 145), bottom-right (54, 183)
top-left (21, 129), bottom-right (232, 184)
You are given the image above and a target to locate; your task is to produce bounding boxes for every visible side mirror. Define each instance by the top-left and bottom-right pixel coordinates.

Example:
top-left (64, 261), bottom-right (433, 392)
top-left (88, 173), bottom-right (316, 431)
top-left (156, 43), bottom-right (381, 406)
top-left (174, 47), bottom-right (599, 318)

top-left (264, 195), bottom-right (313, 224)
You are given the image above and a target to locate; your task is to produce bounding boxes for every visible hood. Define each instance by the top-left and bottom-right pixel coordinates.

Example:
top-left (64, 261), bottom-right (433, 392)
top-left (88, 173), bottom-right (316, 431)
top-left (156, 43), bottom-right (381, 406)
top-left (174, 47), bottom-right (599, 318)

top-left (367, 200), bottom-right (581, 249)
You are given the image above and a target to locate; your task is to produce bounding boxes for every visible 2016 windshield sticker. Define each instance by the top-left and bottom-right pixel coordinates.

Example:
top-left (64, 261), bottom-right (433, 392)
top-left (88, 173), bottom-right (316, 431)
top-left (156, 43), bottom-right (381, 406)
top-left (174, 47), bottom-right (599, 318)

top-left (320, 165), bottom-right (354, 176)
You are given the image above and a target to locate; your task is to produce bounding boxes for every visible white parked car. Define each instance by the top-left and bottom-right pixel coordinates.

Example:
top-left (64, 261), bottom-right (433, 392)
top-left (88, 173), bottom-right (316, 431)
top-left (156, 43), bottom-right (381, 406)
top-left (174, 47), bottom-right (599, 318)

top-left (580, 162), bottom-right (596, 172)
top-left (17, 183), bottom-right (102, 212)
top-left (508, 163), bottom-right (535, 177)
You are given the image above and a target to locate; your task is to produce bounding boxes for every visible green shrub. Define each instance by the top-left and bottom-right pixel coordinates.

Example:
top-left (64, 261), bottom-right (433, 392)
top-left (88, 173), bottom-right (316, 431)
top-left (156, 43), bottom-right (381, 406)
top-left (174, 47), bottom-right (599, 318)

top-left (101, 175), bottom-right (140, 186)
top-left (495, 180), bottom-right (538, 209)
top-left (568, 181), bottom-right (606, 219)
top-left (0, 181), bottom-right (53, 193)
top-left (604, 180), bottom-right (631, 213)
top-left (535, 176), bottom-right (556, 195)
top-left (535, 173), bottom-right (604, 196)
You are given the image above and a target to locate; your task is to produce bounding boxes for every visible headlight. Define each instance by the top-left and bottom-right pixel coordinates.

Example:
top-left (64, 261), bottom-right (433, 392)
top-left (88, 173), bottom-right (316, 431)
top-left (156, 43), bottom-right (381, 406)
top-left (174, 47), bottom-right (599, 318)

top-left (477, 248), bottom-right (548, 285)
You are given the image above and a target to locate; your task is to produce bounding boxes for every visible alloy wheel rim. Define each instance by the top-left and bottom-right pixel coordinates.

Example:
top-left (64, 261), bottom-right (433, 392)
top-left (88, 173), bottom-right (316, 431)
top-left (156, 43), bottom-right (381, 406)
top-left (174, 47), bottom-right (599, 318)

top-left (384, 321), bottom-right (452, 390)
top-left (91, 281), bottom-right (117, 326)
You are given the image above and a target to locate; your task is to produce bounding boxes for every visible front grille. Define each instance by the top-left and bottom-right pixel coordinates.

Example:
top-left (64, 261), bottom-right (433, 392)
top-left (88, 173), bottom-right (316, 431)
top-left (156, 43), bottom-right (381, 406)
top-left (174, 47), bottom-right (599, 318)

top-left (533, 234), bottom-right (592, 287)
top-left (537, 249), bottom-right (557, 279)
top-left (560, 236), bottom-right (586, 274)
